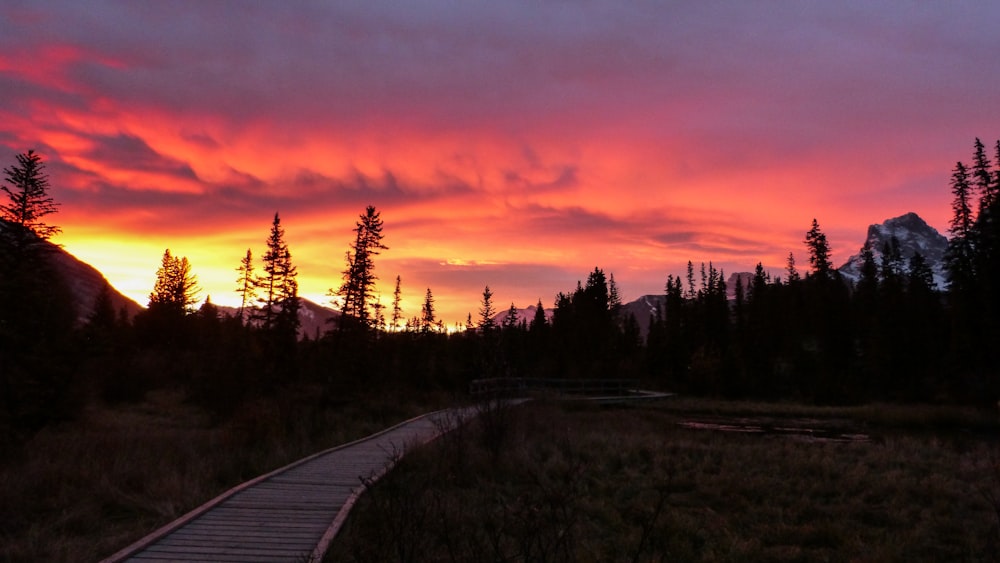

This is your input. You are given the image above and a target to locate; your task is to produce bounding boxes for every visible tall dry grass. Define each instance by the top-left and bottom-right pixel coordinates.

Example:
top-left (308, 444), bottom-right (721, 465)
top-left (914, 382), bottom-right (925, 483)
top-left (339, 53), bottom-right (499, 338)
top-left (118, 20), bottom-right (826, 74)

top-left (330, 400), bottom-right (1000, 562)
top-left (0, 386), bottom-right (446, 562)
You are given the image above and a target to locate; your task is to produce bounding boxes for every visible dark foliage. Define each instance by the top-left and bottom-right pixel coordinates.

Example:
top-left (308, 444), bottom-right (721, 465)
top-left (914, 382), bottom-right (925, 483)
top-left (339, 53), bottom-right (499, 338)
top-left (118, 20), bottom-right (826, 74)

top-left (6, 140), bottom-right (1000, 442)
top-left (0, 151), bottom-right (77, 438)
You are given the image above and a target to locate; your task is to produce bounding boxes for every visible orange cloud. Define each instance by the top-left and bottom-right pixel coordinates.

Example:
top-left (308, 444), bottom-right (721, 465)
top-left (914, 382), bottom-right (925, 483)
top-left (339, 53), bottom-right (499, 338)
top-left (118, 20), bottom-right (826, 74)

top-left (2, 2), bottom-right (995, 323)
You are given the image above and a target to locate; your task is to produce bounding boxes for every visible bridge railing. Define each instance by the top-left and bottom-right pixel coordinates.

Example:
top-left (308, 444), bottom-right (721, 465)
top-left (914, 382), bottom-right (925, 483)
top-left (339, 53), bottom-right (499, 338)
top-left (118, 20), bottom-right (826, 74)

top-left (469, 377), bottom-right (640, 398)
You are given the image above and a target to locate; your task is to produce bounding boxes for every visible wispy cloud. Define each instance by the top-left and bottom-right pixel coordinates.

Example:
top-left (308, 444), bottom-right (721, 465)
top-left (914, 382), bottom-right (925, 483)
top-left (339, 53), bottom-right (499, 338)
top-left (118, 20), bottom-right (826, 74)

top-left (1, 2), bottom-right (998, 318)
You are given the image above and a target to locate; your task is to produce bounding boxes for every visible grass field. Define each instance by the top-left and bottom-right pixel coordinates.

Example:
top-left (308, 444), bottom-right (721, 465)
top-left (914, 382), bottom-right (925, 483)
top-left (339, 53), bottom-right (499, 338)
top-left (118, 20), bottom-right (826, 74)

top-left (2, 392), bottom-right (997, 562)
top-left (0, 386), bottom-right (449, 562)
top-left (330, 399), bottom-right (1000, 562)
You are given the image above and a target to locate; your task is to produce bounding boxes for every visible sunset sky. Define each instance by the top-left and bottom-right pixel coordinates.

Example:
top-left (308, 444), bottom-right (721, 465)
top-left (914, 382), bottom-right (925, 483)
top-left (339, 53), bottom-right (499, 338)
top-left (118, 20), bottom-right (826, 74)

top-left (2, 2), bottom-right (999, 324)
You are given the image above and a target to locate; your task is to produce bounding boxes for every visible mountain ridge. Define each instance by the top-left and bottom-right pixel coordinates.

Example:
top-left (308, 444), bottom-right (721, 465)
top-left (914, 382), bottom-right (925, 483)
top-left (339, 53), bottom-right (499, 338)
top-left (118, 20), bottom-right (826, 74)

top-left (19, 211), bottom-right (948, 335)
top-left (1, 220), bottom-right (143, 323)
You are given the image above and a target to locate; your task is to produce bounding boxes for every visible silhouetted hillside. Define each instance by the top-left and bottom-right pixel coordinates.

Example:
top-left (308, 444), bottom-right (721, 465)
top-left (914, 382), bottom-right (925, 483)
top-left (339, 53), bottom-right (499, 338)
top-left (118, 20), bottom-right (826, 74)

top-left (0, 220), bottom-right (141, 323)
top-left (214, 299), bottom-right (340, 339)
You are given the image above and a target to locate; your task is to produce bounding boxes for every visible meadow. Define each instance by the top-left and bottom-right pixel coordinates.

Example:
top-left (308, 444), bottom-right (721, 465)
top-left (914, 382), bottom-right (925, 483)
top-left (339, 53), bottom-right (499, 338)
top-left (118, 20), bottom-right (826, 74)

top-left (330, 398), bottom-right (1000, 562)
top-left (2, 390), bottom-right (997, 562)
top-left (0, 386), bottom-right (448, 562)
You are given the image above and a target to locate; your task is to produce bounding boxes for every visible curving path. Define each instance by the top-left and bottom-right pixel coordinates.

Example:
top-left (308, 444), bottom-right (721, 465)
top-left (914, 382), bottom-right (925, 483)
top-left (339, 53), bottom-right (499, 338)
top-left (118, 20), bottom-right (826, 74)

top-left (100, 407), bottom-right (474, 563)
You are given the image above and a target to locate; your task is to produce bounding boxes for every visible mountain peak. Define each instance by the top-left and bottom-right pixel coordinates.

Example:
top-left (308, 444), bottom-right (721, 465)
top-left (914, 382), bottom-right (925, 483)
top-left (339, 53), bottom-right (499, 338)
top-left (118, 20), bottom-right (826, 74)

top-left (838, 212), bottom-right (948, 287)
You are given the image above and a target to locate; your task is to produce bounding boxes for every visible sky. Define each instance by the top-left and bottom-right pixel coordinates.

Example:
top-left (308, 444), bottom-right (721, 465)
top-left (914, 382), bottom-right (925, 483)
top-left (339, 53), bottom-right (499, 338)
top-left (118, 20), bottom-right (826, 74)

top-left (2, 1), bottom-right (999, 325)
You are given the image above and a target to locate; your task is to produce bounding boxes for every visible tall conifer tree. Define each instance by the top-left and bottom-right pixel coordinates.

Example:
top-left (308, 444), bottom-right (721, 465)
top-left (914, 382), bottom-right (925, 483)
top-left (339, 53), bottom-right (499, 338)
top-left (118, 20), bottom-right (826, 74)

top-left (1, 150), bottom-right (60, 244)
top-left (235, 248), bottom-right (257, 324)
top-left (785, 252), bottom-right (800, 284)
top-left (336, 206), bottom-right (388, 330)
top-left (478, 285), bottom-right (497, 333)
top-left (420, 288), bottom-right (436, 332)
top-left (805, 219), bottom-right (833, 279)
top-left (390, 275), bottom-right (403, 332)
top-left (945, 161), bottom-right (975, 291)
top-left (972, 138), bottom-right (994, 213)
top-left (256, 213), bottom-right (298, 334)
top-left (148, 249), bottom-right (199, 315)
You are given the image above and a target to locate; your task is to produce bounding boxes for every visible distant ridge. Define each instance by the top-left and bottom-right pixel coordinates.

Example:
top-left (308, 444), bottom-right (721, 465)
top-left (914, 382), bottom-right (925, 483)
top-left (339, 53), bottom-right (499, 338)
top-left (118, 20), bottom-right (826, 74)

top-left (492, 304), bottom-right (554, 326)
top-left (214, 299), bottom-right (340, 340)
top-left (9, 211), bottom-right (949, 336)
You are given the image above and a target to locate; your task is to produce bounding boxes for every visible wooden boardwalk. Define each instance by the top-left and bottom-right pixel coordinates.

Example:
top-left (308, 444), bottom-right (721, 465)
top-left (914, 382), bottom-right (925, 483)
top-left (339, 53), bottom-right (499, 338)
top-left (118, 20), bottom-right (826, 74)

top-left (101, 407), bottom-right (473, 563)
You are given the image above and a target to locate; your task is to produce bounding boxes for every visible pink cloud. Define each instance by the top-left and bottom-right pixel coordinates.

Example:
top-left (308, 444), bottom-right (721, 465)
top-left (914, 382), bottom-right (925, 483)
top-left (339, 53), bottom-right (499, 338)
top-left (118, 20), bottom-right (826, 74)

top-left (2, 2), bottom-right (999, 319)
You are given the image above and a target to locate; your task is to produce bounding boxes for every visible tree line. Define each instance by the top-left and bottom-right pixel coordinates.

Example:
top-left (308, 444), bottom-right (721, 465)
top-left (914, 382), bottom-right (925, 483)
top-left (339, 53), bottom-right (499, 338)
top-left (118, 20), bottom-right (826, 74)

top-left (1, 139), bottom-right (998, 439)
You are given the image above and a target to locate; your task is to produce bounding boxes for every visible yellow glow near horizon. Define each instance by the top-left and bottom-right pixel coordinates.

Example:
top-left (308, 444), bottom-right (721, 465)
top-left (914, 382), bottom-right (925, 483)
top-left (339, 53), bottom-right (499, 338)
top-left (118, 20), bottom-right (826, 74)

top-left (4, 4), bottom-right (974, 323)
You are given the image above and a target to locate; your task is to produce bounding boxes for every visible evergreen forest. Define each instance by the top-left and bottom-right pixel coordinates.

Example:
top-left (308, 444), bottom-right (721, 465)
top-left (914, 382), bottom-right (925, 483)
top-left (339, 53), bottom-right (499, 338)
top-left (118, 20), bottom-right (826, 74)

top-left (1, 139), bottom-right (999, 442)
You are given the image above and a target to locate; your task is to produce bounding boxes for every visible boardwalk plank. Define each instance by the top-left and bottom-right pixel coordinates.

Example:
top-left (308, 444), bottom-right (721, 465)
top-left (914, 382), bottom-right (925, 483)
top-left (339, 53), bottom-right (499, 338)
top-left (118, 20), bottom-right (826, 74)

top-left (161, 532), bottom-right (320, 544)
top-left (105, 408), bottom-right (468, 563)
top-left (130, 554), bottom-right (305, 563)
top-left (141, 543), bottom-right (306, 555)
top-left (157, 532), bottom-right (318, 544)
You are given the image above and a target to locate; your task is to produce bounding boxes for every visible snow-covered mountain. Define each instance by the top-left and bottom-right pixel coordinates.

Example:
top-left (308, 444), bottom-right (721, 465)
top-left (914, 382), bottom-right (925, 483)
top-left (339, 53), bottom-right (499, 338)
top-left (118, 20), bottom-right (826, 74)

top-left (622, 294), bottom-right (666, 327)
top-left (837, 212), bottom-right (948, 288)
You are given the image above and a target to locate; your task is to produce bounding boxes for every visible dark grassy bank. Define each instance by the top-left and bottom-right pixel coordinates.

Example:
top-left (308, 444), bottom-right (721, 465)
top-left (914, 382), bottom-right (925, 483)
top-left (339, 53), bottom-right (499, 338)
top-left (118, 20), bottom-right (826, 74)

top-left (330, 399), bottom-right (1000, 562)
top-left (0, 386), bottom-right (449, 562)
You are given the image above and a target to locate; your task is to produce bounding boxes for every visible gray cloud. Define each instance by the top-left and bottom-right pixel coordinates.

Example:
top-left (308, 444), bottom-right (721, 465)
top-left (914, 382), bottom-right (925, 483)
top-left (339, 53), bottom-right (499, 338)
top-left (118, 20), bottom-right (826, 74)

top-left (7, 2), bottom-right (997, 145)
top-left (82, 132), bottom-right (198, 179)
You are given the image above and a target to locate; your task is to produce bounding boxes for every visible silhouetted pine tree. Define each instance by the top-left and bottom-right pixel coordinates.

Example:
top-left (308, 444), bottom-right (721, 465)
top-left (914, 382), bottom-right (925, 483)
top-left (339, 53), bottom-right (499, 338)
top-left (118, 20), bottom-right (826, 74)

top-left (524, 299), bottom-right (551, 377)
top-left (420, 288), bottom-right (436, 333)
top-left (390, 275), bottom-right (403, 332)
top-left (134, 249), bottom-right (200, 350)
top-left (785, 252), bottom-right (800, 284)
top-left (855, 241), bottom-right (880, 307)
top-left (147, 249), bottom-right (199, 316)
top-left (733, 274), bottom-right (746, 330)
top-left (972, 138), bottom-right (994, 214)
top-left (235, 248), bottom-right (257, 324)
top-left (608, 273), bottom-right (622, 320)
top-left (478, 285), bottom-right (497, 333)
top-left (744, 263), bottom-right (782, 397)
top-left (530, 299), bottom-right (547, 332)
top-left (335, 206), bottom-right (387, 331)
top-left (661, 274), bottom-right (688, 387)
top-left (685, 261), bottom-right (696, 300)
top-left (967, 139), bottom-right (1000, 399)
top-left (805, 218), bottom-right (834, 280)
top-left (801, 220), bottom-right (854, 402)
top-left (256, 213), bottom-right (297, 332)
top-left (943, 159), bottom-right (982, 394)
top-left (502, 303), bottom-right (519, 331)
top-left (82, 283), bottom-right (118, 353)
top-left (852, 241), bottom-right (881, 394)
top-left (0, 150), bottom-right (76, 433)
top-left (945, 161), bottom-right (976, 292)
top-left (1, 150), bottom-right (60, 246)
top-left (547, 268), bottom-right (627, 379)
top-left (253, 213), bottom-right (300, 380)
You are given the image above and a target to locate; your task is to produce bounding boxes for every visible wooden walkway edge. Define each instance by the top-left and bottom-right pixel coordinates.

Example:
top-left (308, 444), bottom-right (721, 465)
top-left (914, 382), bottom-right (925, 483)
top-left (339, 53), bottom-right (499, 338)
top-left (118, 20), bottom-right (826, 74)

top-left (100, 407), bottom-right (474, 563)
